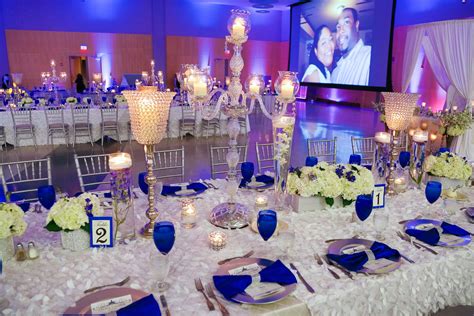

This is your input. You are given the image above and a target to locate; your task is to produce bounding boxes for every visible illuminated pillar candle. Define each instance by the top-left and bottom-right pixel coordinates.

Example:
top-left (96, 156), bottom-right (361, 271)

top-left (193, 81), bottom-right (207, 97)
top-left (280, 80), bottom-right (294, 99)
top-left (249, 81), bottom-right (260, 94)
top-left (232, 18), bottom-right (245, 38)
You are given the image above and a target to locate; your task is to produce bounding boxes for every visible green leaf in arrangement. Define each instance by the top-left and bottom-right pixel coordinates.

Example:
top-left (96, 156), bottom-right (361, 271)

top-left (342, 198), bottom-right (353, 207)
top-left (325, 197), bottom-right (334, 207)
top-left (44, 219), bottom-right (62, 232)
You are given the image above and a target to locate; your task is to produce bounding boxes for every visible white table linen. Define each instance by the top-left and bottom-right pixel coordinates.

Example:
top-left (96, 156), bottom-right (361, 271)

top-left (1, 180), bottom-right (473, 315)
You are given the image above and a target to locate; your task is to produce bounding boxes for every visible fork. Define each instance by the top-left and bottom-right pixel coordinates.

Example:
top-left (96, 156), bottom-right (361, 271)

top-left (84, 276), bottom-right (130, 294)
top-left (314, 253), bottom-right (340, 280)
top-left (322, 255), bottom-right (355, 279)
top-left (194, 278), bottom-right (215, 311)
top-left (398, 231), bottom-right (438, 255)
top-left (218, 250), bottom-right (254, 265)
top-left (205, 284), bottom-right (229, 316)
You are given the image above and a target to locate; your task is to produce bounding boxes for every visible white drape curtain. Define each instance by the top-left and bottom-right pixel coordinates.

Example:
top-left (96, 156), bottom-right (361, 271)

top-left (400, 27), bottom-right (425, 93)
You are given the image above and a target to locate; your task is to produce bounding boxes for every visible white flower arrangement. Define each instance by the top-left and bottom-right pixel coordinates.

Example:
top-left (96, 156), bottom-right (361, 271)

top-left (82, 97), bottom-right (92, 104)
top-left (38, 98), bottom-right (47, 106)
top-left (287, 163), bottom-right (374, 207)
top-left (66, 97), bottom-right (78, 104)
top-left (114, 94), bottom-right (126, 103)
top-left (274, 123), bottom-right (294, 166)
top-left (19, 97), bottom-right (34, 106)
top-left (423, 152), bottom-right (472, 181)
top-left (0, 203), bottom-right (27, 239)
top-left (45, 194), bottom-right (103, 232)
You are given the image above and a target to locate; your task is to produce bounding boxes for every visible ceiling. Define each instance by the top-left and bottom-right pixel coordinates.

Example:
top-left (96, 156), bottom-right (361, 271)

top-left (191, 0), bottom-right (299, 11)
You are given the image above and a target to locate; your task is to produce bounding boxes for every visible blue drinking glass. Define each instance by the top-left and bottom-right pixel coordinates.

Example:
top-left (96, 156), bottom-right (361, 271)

top-left (37, 185), bottom-right (56, 210)
top-left (355, 194), bottom-right (373, 222)
top-left (425, 181), bottom-right (442, 204)
top-left (153, 221), bottom-right (175, 255)
top-left (257, 210), bottom-right (277, 241)
top-left (241, 162), bottom-right (254, 181)
top-left (399, 151), bottom-right (410, 168)
top-left (138, 172), bottom-right (148, 195)
top-left (305, 156), bottom-right (318, 167)
top-left (102, 96), bottom-right (107, 102)
top-left (349, 154), bottom-right (362, 165)
top-left (87, 98), bottom-right (92, 104)
top-left (438, 147), bottom-right (450, 153)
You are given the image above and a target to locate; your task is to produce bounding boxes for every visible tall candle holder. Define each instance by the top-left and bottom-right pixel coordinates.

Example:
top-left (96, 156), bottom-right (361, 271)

top-left (41, 59), bottom-right (67, 103)
top-left (382, 92), bottom-right (420, 195)
top-left (122, 87), bottom-right (176, 238)
top-left (373, 132), bottom-right (391, 183)
top-left (410, 131), bottom-right (428, 188)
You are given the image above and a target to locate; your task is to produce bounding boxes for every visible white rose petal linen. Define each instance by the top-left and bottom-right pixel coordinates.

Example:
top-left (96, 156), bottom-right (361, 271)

top-left (1, 179), bottom-right (473, 315)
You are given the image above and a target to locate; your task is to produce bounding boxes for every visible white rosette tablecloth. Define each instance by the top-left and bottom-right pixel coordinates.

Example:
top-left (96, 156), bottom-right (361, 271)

top-left (1, 180), bottom-right (473, 315)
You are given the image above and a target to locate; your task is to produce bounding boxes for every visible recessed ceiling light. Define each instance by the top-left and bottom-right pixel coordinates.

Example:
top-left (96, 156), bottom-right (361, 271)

top-left (252, 4), bottom-right (274, 8)
top-left (249, 0), bottom-right (277, 3)
top-left (256, 9), bottom-right (271, 13)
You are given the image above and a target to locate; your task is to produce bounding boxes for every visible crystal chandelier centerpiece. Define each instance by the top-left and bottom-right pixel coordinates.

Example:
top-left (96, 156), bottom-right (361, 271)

top-left (41, 59), bottom-right (67, 103)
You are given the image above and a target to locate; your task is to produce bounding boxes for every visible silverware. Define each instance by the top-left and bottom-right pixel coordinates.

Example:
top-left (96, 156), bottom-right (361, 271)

top-left (289, 263), bottom-right (315, 293)
top-left (218, 250), bottom-right (254, 265)
top-left (194, 278), bottom-right (215, 311)
top-left (400, 254), bottom-right (415, 264)
top-left (203, 181), bottom-right (217, 190)
top-left (398, 215), bottom-right (422, 225)
top-left (314, 254), bottom-right (340, 279)
top-left (397, 231), bottom-right (421, 249)
top-left (83, 276), bottom-right (130, 294)
top-left (398, 231), bottom-right (438, 255)
top-left (325, 235), bottom-right (359, 243)
top-left (323, 255), bottom-right (354, 279)
top-left (205, 284), bottom-right (229, 316)
top-left (160, 294), bottom-right (171, 316)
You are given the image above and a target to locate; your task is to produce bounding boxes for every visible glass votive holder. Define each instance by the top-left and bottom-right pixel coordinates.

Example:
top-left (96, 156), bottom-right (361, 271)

top-left (209, 231), bottom-right (227, 251)
top-left (255, 194), bottom-right (268, 211)
top-left (181, 199), bottom-right (197, 229)
top-left (394, 177), bottom-right (407, 193)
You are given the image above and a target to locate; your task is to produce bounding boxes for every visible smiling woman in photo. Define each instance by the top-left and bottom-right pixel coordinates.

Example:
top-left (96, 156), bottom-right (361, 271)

top-left (301, 25), bottom-right (335, 83)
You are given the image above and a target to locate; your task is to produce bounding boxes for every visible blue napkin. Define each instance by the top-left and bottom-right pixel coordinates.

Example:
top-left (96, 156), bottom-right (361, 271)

top-left (327, 241), bottom-right (400, 272)
top-left (406, 222), bottom-right (470, 246)
top-left (117, 294), bottom-right (161, 316)
top-left (305, 156), bottom-right (318, 167)
top-left (239, 175), bottom-right (274, 188)
top-left (213, 260), bottom-right (297, 301)
top-left (161, 183), bottom-right (207, 196)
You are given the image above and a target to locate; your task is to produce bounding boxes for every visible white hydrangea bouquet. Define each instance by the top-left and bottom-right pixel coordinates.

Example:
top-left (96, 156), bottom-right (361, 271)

top-left (287, 162), bottom-right (374, 210)
top-left (0, 203), bottom-right (27, 239)
top-left (66, 97), bottom-right (78, 104)
top-left (19, 97), bottom-right (34, 107)
top-left (424, 152), bottom-right (472, 181)
top-left (114, 94), bottom-right (126, 103)
top-left (45, 193), bottom-right (102, 233)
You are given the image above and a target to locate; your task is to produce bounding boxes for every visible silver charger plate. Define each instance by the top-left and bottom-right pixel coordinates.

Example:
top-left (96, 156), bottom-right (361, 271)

top-left (327, 238), bottom-right (402, 274)
top-left (404, 219), bottom-right (471, 247)
top-left (215, 257), bottom-right (296, 304)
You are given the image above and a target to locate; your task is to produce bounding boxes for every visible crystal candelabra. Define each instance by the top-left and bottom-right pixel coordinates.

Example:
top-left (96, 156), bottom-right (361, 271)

top-left (122, 86), bottom-right (176, 238)
top-left (142, 60), bottom-right (165, 91)
top-left (41, 59), bottom-right (67, 103)
top-left (382, 92), bottom-right (420, 195)
top-left (181, 9), bottom-right (299, 228)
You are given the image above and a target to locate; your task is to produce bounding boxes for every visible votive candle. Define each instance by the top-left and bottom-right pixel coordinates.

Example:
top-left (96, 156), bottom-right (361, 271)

top-left (209, 231), bottom-right (227, 251)
top-left (109, 152), bottom-right (132, 170)
top-left (255, 194), bottom-right (268, 211)
top-left (413, 131), bottom-right (428, 143)
top-left (374, 132), bottom-right (390, 144)
top-left (249, 81), bottom-right (260, 94)
top-left (280, 80), bottom-right (294, 99)
top-left (181, 199), bottom-right (197, 228)
top-left (193, 81), bottom-right (207, 97)
top-left (232, 18), bottom-right (245, 38)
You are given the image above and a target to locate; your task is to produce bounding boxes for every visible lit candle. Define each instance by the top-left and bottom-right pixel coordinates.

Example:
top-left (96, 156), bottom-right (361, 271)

top-left (111, 89), bottom-right (116, 93)
top-left (413, 131), bottom-right (428, 143)
top-left (429, 133), bottom-right (438, 141)
top-left (193, 81), bottom-right (207, 97)
top-left (249, 80), bottom-right (260, 94)
top-left (420, 121), bottom-right (428, 130)
top-left (181, 199), bottom-right (197, 228)
top-left (255, 194), bottom-right (268, 211)
top-left (151, 60), bottom-right (155, 67)
top-left (421, 102), bottom-right (426, 107)
top-left (394, 177), bottom-right (407, 193)
top-left (280, 79), bottom-right (294, 99)
top-left (374, 132), bottom-right (391, 144)
top-left (109, 152), bottom-right (132, 170)
top-left (225, 77), bottom-right (231, 86)
top-left (232, 18), bottom-right (246, 38)
top-left (166, 88), bottom-right (171, 92)
top-left (272, 115), bottom-right (295, 128)
top-left (209, 231), bottom-right (227, 251)
top-left (452, 106), bottom-right (458, 111)
top-left (50, 60), bottom-right (55, 67)
top-left (408, 129), bottom-right (416, 137)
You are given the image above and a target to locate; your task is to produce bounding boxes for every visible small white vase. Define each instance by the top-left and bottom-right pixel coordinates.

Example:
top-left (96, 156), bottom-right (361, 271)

top-left (291, 195), bottom-right (343, 212)
top-left (0, 236), bottom-right (14, 261)
top-left (61, 230), bottom-right (90, 251)
top-left (428, 175), bottom-right (466, 191)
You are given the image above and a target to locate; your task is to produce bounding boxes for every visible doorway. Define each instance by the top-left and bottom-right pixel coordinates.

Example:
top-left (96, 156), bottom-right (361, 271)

top-left (69, 56), bottom-right (102, 91)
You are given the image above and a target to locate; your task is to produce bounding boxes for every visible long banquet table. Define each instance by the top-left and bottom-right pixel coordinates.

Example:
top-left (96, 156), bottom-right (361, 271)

top-left (1, 179), bottom-right (473, 315)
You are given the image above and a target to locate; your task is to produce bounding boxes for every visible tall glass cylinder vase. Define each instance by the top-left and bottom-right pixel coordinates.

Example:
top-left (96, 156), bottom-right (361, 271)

top-left (373, 141), bottom-right (389, 184)
top-left (272, 115), bottom-right (295, 212)
top-left (409, 140), bottom-right (427, 188)
top-left (109, 153), bottom-right (135, 243)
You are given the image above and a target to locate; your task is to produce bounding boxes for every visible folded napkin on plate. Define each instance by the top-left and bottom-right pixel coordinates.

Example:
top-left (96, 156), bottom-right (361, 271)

top-left (406, 222), bottom-right (470, 246)
top-left (327, 241), bottom-right (400, 272)
top-left (161, 183), bottom-right (207, 196)
top-left (213, 260), bottom-right (297, 301)
top-left (239, 175), bottom-right (274, 188)
top-left (117, 294), bottom-right (161, 316)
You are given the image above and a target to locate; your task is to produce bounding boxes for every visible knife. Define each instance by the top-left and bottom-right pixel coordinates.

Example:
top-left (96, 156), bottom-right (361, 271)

top-left (289, 263), bottom-right (315, 293)
top-left (160, 294), bottom-right (171, 316)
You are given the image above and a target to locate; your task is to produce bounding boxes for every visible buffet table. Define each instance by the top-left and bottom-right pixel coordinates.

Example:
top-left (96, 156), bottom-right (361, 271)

top-left (2, 179), bottom-right (473, 315)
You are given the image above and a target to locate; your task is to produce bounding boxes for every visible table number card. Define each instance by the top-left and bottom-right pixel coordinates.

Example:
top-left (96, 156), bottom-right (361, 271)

top-left (90, 217), bottom-right (113, 248)
top-left (373, 184), bottom-right (386, 209)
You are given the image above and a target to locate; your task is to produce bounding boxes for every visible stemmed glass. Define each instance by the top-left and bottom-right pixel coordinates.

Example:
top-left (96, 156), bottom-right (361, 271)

top-left (425, 181), bottom-right (442, 216)
top-left (150, 221), bottom-right (175, 292)
top-left (399, 151), bottom-right (410, 169)
top-left (37, 185), bottom-right (56, 211)
top-left (241, 162), bottom-right (254, 182)
top-left (138, 172), bottom-right (148, 194)
top-left (354, 194), bottom-right (373, 236)
top-left (257, 210), bottom-right (277, 241)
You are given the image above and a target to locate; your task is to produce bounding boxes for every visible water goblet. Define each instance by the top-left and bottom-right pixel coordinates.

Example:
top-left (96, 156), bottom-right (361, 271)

top-left (152, 221), bottom-right (175, 292)
top-left (354, 194), bottom-right (373, 236)
top-left (399, 151), bottom-right (410, 169)
top-left (241, 162), bottom-right (254, 182)
top-left (349, 154), bottom-right (362, 165)
top-left (257, 210), bottom-right (277, 241)
top-left (425, 181), bottom-right (442, 204)
top-left (37, 185), bottom-right (56, 210)
top-left (305, 156), bottom-right (318, 167)
top-left (373, 209), bottom-right (389, 240)
top-left (275, 219), bottom-right (295, 260)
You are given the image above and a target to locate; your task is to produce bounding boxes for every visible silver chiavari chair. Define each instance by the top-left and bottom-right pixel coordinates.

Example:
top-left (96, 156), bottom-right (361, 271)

top-left (74, 153), bottom-right (110, 192)
top-left (0, 157), bottom-right (52, 202)
top-left (210, 145), bottom-right (248, 179)
top-left (44, 105), bottom-right (69, 146)
top-left (202, 112), bottom-right (222, 138)
top-left (0, 126), bottom-right (6, 150)
top-left (71, 103), bottom-right (94, 146)
top-left (238, 116), bottom-right (248, 134)
top-left (179, 105), bottom-right (197, 139)
top-left (256, 142), bottom-right (274, 174)
top-left (351, 136), bottom-right (375, 165)
top-left (100, 104), bottom-right (121, 146)
top-left (152, 147), bottom-right (185, 184)
top-left (10, 106), bottom-right (37, 148)
top-left (307, 137), bottom-right (337, 164)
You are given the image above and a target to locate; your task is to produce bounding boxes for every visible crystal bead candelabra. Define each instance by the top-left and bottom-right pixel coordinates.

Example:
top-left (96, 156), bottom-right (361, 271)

top-left (182, 9), bottom-right (299, 228)
top-left (41, 59), bottom-right (67, 103)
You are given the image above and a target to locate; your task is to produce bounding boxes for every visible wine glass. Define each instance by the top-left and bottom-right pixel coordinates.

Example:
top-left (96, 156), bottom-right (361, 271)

top-left (349, 154), bottom-right (361, 165)
top-left (399, 151), bottom-right (410, 169)
top-left (425, 181), bottom-right (442, 204)
top-left (241, 162), bottom-right (254, 181)
top-left (275, 218), bottom-right (295, 260)
top-left (152, 221), bottom-right (175, 292)
top-left (354, 194), bottom-right (373, 236)
top-left (37, 185), bottom-right (56, 210)
top-left (373, 209), bottom-right (389, 240)
top-left (257, 210), bottom-right (277, 241)
top-left (305, 156), bottom-right (318, 167)
top-left (138, 172), bottom-right (148, 195)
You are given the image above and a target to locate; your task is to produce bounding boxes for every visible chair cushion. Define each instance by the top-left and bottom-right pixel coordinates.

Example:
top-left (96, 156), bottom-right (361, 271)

top-left (180, 119), bottom-right (195, 123)
top-left (101, 121), bottom-right (118, 127)
top-left (15, 124), bottom-right (33, 129)
top-left (74, 122), bottom-right (91, 128)
top-left (49, 123), bottom-right (68, 129)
